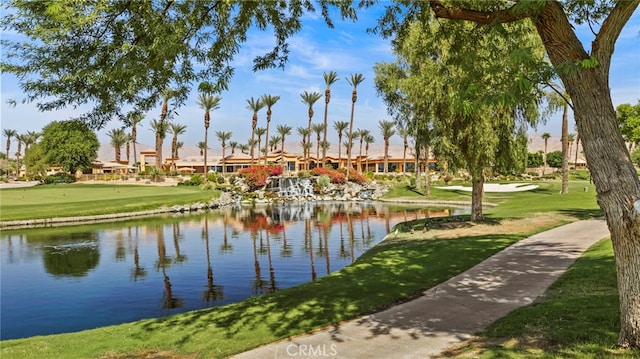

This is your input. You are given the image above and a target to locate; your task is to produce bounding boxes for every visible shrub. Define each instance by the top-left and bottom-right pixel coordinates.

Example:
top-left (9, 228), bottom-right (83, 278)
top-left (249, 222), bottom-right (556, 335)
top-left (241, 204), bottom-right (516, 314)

top-left (189, 174), bottom-right (204, 186)
top-left (298, 170), bottom-right (311, 179)
top-left (310, 167), bottom-right (346, 184)
top-left (238, 165), bottom-right (283, 190)
top-left (43, 172), bottom-right (75, 184)
top-left (207, 173), bottom-right (217, 182)
top-left (316, 175), bottom-right (331, 189)
top-left (347, 171), bottom-right (368, 185)
top-left (216, 175), bottom-right (225, 185)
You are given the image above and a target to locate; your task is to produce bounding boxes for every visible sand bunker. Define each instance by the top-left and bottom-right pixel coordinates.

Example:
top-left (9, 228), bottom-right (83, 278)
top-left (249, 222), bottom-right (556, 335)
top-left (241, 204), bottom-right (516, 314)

top-left (436, 183), bottom-right (539, 192)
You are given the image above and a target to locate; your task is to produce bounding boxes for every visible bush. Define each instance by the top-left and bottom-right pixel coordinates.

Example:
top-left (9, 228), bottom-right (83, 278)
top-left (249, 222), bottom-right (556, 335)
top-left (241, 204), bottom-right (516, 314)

top-left (43, 172), bottom-right (75, 184)
top-left (310, 167), bottom-right (346, 184)
top-left (188, 174), bottom-right (204, 186)
top-left (238, 165), bottom-right (283, 190)
top-left (347, 171), bottom-right (368, 185)
top-left (298, 170), bottom-right (311, 179)
top-left (216, 175), bottom-right (225, 185)
top-left (316, 175), bottom-right (331, 189)
top-left (207, 173), bottom-right (218, 182)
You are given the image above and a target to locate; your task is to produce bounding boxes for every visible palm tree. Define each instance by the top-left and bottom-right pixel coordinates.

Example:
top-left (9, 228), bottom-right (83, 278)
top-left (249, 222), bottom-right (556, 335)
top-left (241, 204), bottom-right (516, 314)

top-left (255, 127), bottom-right (266, 159)
top-left (215, 131), bottom-right (232, 174)
top-left (349, 130), bottom-right (361, 174)
top-left (175, 141), bottom-right (184, 159)
top-left (398, 127), bottom-right (410, 174)
top-left (364, 133), bottom-right (375, 172)
top-left (168, 123), bottom-right (187, 170)
top-left (574, 133), bottom-right (581, 172)
top-left (541, 132), bottom-right (551, 176)
top-left (150, 119), bottom-right (169, 170)
top-left (3, 129), bottom-right (17, 159)
top-left (312, 123), bottom-right (325, 163)
top-left (24, 131), bottom-right (40, 152)
top-left (269, 135), bottom-right (281, 152)
top-left (197, 141), bottom-right (207, 156)
top-left (322, 71), bottom-right (339, 167)
top-left (333, 120), bottom-right (349, 169)
top-left (128, 112), bottom-right (145, 166)
top-left (229, 141), bottom-right (238, 155)
top-left (106, 128), bottom-right (128, 162)
top-left (197, 93), bottom-right (222, 178)
top-left (246, 97), bottom-right (265, 164)
top-left (345, 73), bottom-right (365, 177)
top-left (276, 124), bottom-right (292, 170)
top-left (297, 126), bottom-right (310, 169)
top-left (168, 123), bottom-right (187, 159)
top-left (357, 129), bottom-right (370, 173)
top-left (301, 91), bottom-right (323, 166)
top-left (156, 89), bottom-right (176, 169)
top-left (239, 143), bottom-right (250, 154)
top-left (260, 94), bottom-right (280, 164)
top-left (568, 133), bottom-right (575, 167)
top-left (15, 133), bottom-right (25, 173)
top-left (379, 120), bottom-right (396, 173)
top-left (125, 134), bottom-right (132, 164)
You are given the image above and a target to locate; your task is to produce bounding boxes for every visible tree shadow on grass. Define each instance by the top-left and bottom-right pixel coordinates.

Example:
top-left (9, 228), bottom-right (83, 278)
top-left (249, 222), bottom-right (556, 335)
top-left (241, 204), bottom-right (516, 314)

top-left (128, 234), bottom-right (522, 357)
top-left (558, 208), bottom-right (603, 220)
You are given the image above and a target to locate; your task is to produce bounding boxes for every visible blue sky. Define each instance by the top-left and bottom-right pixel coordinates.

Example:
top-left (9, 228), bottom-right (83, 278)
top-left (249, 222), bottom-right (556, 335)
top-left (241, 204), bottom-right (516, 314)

top-left (1, 5), bottom-right (639, 154)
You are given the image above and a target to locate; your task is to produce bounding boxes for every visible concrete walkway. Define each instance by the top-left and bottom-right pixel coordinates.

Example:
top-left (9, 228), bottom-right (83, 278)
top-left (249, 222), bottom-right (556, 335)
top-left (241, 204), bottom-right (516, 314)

top-left (232, 218), bottom-right (610, 359)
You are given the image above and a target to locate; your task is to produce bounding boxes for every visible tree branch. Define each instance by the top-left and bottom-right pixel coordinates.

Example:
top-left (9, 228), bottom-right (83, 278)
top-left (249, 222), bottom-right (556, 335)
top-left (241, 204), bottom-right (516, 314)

top-left (592, 0), bottom-right (639, 70)
top-left (429, 0), bottom-right (531, 25)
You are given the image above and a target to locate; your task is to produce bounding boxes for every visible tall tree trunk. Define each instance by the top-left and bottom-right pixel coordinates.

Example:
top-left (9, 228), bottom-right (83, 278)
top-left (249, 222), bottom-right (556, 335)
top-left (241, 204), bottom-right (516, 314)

top-left (424, 146), bottom-right (430, 197)
top-left (415, 144), bottom-right (422, 192)
top-left (155, 134), bottom-right (162, 170)
top-left (561, 103), bottom-right (569, 194)
top-left (535, 2), bottom-right (640, 347)
top-left (470, 174), bottom-right (484, 222)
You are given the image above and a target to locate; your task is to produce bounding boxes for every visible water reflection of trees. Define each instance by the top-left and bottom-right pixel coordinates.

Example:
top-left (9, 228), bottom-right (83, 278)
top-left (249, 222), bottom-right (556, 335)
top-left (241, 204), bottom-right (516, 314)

top-left (153, 224), bottom-right (183, 310)
top-left (203, 218), bottom-right (224, 303)
top-left (40, 232), bottom-right (100, 278)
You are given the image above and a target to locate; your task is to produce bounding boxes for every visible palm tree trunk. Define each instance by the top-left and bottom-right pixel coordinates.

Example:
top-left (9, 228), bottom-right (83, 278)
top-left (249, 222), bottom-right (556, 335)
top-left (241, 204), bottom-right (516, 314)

top-left (561, 103), bottom-right (569, 194)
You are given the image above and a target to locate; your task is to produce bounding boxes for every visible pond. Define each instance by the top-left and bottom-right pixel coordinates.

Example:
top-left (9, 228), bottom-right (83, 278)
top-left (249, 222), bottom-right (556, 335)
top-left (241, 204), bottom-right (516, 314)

top-left (0, 202), bottom-right (468, 340)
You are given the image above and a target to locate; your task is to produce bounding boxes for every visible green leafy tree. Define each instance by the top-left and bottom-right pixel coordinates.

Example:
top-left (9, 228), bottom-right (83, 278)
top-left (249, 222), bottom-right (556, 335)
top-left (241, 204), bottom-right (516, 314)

top-left (617, 101), bottom-right (640, 151)
top-left (39, 120), bottom-right (99, 175)
top-left (631, 147), bottom-right (640, 168)
top-left (406, 1), bottom-right (640, 345)
top-left (527, 152), bottom-right (544, 168)
top-left (22, 142), bottom-right (47, 179)
top-left (546, 150), bottom-right (564, 168)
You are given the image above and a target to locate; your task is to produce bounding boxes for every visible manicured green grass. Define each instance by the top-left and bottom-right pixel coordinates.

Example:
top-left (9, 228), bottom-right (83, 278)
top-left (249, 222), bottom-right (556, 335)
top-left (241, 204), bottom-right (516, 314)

top-left (484, 180), bottom-right (601, 219)
top-left (0, 184), bottom-right (218, 221)
top-left (381, 183), bottom-right (472, 201)
top-left (449, 239), bottom-right (640, 358)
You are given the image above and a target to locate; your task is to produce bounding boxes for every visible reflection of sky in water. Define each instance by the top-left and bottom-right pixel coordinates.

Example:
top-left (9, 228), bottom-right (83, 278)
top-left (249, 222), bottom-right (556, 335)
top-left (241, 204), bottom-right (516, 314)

top-left (0, 202), bottom-right (464, 340)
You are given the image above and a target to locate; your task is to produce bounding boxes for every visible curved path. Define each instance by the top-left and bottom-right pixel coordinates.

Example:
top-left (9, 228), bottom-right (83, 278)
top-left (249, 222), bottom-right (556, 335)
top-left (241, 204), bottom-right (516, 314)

top-left (232, 218), bottom-right (610, 359)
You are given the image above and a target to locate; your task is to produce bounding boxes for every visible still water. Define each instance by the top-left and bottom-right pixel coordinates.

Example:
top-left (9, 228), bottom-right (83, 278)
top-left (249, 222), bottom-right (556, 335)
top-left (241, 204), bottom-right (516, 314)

top-left (1, 202), bottom-right (464, 340)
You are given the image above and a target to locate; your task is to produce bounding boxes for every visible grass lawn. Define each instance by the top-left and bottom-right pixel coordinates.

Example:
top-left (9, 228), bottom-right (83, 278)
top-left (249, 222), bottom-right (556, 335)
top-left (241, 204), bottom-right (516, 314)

top-left (1, 179), bottom-right (633, 358)
top-left (443, 239), bottom-right (639, 358)
top-left (0, 184), bottom-right (218, 221)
